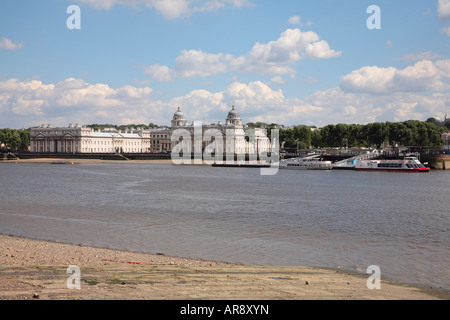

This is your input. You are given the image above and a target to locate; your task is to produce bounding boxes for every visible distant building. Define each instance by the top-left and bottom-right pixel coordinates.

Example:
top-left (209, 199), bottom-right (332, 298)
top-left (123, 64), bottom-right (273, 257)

top-left (150, 127), bottom-right (171, 152)
top-left (30, 124), bottom-right (151, 154)
top-left (170, 105), bottom-right (271, 155)
top-left (29, 105), bottom-right (271, 155)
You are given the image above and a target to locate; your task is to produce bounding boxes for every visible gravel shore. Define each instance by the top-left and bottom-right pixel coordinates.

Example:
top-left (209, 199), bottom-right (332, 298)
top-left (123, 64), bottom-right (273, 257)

top-left (4, 158), bottom-right (174, 165)
top-left (0, 234), bottom-right (229, 268)
top-left (1, 234), bottom-right (449, 300)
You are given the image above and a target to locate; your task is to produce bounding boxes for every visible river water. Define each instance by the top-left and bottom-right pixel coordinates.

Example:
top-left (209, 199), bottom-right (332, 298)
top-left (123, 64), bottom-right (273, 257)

top-left (0, 162), bottom-right (449, 290)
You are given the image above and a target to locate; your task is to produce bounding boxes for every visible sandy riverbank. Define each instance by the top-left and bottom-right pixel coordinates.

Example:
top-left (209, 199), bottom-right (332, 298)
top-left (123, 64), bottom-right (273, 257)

top-left (2, 158), bottom-right (268, 166)
top-left (1, 158), bottom-right (174, 164)
top-left (0, 234), bottom-right (448, 300)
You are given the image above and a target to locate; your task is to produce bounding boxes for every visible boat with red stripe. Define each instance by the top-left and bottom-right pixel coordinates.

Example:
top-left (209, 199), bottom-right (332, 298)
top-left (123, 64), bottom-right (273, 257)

top-left (354, 157), bottom-right (430, 172)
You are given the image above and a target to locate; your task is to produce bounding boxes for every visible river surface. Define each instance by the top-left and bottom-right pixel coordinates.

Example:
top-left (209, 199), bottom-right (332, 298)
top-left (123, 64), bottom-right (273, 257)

top-left (0, 162), bottom-right (449, 290)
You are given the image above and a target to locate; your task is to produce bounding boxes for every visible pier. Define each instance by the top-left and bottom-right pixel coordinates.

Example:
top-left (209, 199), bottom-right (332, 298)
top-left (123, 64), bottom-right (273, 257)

top-left (421, 155), bottom-right (450, 170)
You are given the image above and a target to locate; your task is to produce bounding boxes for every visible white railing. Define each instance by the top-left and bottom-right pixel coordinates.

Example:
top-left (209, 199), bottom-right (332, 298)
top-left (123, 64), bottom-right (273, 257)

top-left (333, 151), bottom-right (379, 168)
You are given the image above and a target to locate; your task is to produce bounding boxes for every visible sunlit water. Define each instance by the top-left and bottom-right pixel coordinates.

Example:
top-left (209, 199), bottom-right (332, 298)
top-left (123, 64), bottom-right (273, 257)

top-left (0, 162), bottom-right (449, 290)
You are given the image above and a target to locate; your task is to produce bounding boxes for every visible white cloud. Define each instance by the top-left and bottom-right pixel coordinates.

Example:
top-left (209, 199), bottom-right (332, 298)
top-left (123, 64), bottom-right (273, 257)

top-left (75, 0), bottom-right (254, 19)
top-left (438, 0), bottom-right (450, 21)
top-left (174, 50), bottom-right (234, 78)
top-left (145, 28), bottom-right (341, 81)
top-left (340, 60), bottom-right (449, 95)
top-left (226, 0), bottom-right (254, 8)
top-left (270, 76), bottom-right (286, 84)
top-left (340, 66), bottom-right (397, 95)
top-left (170, 89), bottom-right (226, 121)
top-left (393, 60), bottom-right (445, 92)
top-left (245, 28), bottom-right (341, 66)
top-left (0, 37), bottom-right (24, 50)
top-left (305, 40), bottom-right (341, 59)
top-left (144, 64), bottom-right (174, 82)
top-left (288, 15), bottom-right (312, 27)
top-left (288, 15), bottom-right (301, 25)
top-left (435, 59), bottom-right (450, 79)
top-left (2, 76), bottom-right (448, 129)
top-left (223, 81), bottom-right (285, 110)
top-left (0, 78), bottom-right (157, 127)
top-left (403, 51), bottom-right (442, 61)
top-left (75, 0), bottom-right (137, 10)
top-left (151, 0), bottom-right (191, 20)
top-left (281, 87), bottom-right (449, 126)
top-left (441, 26), bottom-right (450, 36)
top-left (192, 0), bottom-right (255, 12)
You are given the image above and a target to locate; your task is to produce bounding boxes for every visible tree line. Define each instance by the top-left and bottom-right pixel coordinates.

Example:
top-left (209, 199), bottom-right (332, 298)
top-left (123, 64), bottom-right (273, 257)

top-left (0, 128), bottom-right (30, 152)
top-left (1, 119), bottom-right (448, 153)
top-left (254, 120), bottom-right (447, 149)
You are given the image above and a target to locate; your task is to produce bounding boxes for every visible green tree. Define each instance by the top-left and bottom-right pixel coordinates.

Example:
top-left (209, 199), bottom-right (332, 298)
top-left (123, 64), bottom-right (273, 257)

top-left (9, 130), bottom-right (22, 150)
top-left (445, 122), bottom-right (450, 130)
top-left (318, 125), bottom-right (333, 147)
top-left (19, 130), bottom-right (30, 151)
top-left (368, 122), bottom-right (389, 148)
top-left (293, 126), bottom-right (312, 148)
top-left (0, 129), bottom-right (13, 149)
top-left (0, 129), bottom-right (6, 148)
top-left (333, 124), bottom-right (349, 148)
top-left (311, 130), bottom-right (322, 148)
top-left (424, 122), bottom-right (445, 146)
top-left (282, 119), bottom-right (444, 150)
top-left (426, 117), bottom-right (439, 125)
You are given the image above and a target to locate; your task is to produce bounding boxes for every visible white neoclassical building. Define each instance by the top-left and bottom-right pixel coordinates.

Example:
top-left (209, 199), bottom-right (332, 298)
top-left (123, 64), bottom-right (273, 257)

top-left (170, 105), bottom-right (271, 155)
top-left (29, 105), bottom-right (271, 155)
top-left (30, 124), bottom-right (151, 154)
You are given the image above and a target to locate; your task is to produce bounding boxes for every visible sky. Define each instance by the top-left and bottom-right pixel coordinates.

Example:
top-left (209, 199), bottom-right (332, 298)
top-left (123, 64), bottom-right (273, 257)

top-left (0, 0), bottom-right (449, 129)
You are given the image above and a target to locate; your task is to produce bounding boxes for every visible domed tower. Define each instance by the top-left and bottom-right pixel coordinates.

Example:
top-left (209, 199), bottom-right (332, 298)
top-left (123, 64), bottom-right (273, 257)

top-left (226, 105), bottom-right (242, 127)
top-left (171, 105), bottom-right (187, 127)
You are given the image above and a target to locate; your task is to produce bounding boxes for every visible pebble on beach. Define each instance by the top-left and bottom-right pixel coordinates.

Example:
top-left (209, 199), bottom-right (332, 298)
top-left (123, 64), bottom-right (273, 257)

top-left (0, 234), bottom-right (231, 268)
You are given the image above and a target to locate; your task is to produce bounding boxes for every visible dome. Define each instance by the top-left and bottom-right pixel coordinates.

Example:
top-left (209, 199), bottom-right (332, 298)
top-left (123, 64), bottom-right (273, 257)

top-left (173, 105), bottom-right (186, 120)
top-left (171, 105), bottom-right (188, 127)
top-left (227, 105), bottom-right (240, 119)
top-left (225, 105), bottom-right (243, 127)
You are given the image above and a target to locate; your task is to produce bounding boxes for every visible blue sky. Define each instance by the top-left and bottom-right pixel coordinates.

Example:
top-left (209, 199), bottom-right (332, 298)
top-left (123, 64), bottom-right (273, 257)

top-left (0, 0), bottom-right (449, 128)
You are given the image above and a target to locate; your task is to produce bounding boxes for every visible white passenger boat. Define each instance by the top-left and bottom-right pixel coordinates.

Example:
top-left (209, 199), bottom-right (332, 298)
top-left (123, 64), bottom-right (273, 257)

top-left (279, 155), bottom-right (333, 170)
top-left (355, 157), bottom-right (430, 172)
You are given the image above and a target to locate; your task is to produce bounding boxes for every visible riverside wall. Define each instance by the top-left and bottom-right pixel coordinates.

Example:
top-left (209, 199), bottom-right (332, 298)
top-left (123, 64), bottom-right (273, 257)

top-left (422, 155), bottom-right (450, 170)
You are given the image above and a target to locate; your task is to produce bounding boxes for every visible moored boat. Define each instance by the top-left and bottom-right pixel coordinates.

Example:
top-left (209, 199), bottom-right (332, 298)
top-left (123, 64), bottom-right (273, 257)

top-left (279, 155), bottom-right (333, 170)
top-left (212, 163), bottom-right (271, 168)
top-left (355, 157), bottom-right (430, 172)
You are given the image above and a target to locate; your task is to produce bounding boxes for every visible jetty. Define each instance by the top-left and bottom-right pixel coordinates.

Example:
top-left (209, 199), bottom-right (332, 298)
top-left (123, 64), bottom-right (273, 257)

top-left (212, 162), bottom-right (271, 168)
top-left (331, 151), bottom-right (379, 170)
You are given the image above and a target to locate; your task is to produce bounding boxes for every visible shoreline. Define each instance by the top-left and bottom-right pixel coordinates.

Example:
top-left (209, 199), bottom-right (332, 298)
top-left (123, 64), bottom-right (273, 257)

top-left (0, 157), bottom-right (270, 166)
top-left (0, 157), bottom-right (174, 165)
top-left (1, 234), bottom-right (449, 300)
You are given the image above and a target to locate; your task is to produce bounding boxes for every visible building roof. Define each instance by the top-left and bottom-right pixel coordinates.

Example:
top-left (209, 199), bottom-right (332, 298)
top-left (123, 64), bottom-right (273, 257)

top-left (91, 132), bottom-right (141, 139)
top-left (227, 105), bottom-right (240, 119)
top-left (173, 105), bottom-right (186, 120)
